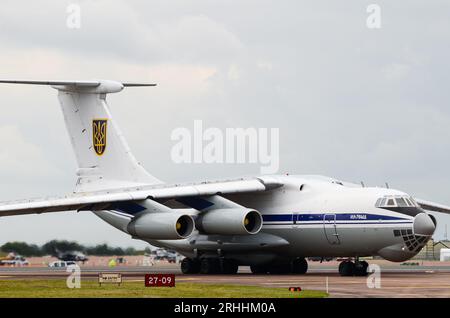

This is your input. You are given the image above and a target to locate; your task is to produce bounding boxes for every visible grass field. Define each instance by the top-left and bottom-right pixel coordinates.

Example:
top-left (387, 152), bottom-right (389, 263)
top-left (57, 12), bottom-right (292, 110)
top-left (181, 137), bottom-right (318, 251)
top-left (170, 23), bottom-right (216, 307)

top-left (0, 279), bottom-right (328, 298)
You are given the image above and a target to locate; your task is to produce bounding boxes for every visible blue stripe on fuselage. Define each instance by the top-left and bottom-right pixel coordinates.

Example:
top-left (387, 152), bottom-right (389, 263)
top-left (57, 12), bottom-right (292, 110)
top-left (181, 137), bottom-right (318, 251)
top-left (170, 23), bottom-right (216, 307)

top-left (262, 213), bottom-right (409, 222)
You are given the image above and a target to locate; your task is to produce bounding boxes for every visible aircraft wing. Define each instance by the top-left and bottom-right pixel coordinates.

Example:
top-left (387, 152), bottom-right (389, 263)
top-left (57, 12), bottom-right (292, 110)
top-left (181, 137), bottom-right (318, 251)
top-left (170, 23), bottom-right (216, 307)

top-left (0, 177), bottom-right (282, 217)
top-left (415, 199), bottom-right (450, 214)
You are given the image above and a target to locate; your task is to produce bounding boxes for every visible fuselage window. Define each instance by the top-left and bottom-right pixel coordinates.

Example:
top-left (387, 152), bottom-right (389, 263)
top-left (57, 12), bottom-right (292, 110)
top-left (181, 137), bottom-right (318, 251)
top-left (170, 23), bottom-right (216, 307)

top-left (387, 199), bottom-right (395, 206)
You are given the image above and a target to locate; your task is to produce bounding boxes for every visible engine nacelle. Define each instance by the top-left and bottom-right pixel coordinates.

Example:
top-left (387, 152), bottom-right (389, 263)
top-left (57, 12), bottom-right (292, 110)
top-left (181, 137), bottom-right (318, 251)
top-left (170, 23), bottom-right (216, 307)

top-left (127, 213), bottom-right (194, 240)
top-left (197, 208), bottom-right (263, 235)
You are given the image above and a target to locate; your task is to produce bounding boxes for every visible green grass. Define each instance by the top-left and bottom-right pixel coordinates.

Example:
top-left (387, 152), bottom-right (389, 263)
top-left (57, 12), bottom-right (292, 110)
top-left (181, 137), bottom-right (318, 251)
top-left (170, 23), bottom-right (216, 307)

top-left (0, 279), bottom-right (327, 298)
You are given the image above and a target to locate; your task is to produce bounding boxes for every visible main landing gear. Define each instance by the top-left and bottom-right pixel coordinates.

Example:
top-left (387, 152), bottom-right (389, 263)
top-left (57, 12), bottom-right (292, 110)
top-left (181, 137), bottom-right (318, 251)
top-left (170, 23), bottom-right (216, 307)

top-left (181, 258), bottom-right (239, 274)
top-left (338, 260), bottom-right (369, 277)
top-left (250, 257), bottom-right (308, 275)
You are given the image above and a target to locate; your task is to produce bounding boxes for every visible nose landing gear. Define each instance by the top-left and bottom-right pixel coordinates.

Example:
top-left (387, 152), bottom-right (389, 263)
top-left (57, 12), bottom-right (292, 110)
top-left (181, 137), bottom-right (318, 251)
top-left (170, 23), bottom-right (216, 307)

top-left (338, 259), bottom-right (369, 276)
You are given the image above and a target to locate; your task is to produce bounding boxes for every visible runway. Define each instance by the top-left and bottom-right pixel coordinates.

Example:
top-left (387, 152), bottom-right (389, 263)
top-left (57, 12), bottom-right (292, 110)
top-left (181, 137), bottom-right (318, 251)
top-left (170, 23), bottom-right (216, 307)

top-left (1, 262), bottom-right (450, 298)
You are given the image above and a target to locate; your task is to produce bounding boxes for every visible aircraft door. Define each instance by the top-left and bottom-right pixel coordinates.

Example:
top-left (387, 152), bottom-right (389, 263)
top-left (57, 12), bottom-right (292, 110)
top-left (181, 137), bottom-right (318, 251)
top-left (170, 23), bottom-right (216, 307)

top-left (323, 214), bottom-right (340, 245)
top-left (292, 213), bottom-right (299, 228)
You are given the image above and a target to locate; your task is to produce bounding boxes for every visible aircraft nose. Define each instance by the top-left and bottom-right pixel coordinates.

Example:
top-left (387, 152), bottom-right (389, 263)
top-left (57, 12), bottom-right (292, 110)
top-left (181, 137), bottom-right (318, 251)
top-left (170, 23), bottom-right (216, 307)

top-left (413, 213), bottom-right (436, 236)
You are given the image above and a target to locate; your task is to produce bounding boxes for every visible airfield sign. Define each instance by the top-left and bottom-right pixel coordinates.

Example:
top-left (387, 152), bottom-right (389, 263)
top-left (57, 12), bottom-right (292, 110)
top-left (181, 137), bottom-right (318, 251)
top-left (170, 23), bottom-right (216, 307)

top-left (98, 273), bottom-right (122, 286)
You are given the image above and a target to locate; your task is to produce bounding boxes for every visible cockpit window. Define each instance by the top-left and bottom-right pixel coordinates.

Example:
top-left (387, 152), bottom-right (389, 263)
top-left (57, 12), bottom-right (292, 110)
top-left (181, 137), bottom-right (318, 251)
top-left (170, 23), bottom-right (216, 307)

top-left (396, 198), bottom-right (408, 207)
top-left (376, 195), bottom-right (416, 208)
top-left (409, 198), bottom-right (419, 207)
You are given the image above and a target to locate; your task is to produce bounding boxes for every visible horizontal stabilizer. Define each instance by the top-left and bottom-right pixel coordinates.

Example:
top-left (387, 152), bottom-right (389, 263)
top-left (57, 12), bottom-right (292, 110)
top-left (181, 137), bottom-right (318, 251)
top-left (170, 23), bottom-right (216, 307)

top-left (0, 79), bottom-right (101, 87)
top-left (123, 83), bottom-right (157, 87)
top-left (0, 80), bottom-right (156, 93)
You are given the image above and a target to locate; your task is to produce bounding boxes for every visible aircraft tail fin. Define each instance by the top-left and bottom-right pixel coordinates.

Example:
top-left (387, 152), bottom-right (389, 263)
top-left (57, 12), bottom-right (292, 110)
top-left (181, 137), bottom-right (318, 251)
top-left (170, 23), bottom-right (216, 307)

top-left (0, 79), bottom-right (162, 192)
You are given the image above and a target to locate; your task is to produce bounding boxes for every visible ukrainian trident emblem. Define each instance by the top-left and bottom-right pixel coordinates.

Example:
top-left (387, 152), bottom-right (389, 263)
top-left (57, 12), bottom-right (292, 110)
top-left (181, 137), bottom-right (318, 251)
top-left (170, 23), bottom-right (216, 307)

top-left (93, 119), bottom-right (107, 156)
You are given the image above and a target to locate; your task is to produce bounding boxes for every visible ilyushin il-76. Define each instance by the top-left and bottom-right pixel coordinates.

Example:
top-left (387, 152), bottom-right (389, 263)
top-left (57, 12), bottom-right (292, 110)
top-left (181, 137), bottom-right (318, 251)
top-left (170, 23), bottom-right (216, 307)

top-left (0, 79), bottom-right (447, 276)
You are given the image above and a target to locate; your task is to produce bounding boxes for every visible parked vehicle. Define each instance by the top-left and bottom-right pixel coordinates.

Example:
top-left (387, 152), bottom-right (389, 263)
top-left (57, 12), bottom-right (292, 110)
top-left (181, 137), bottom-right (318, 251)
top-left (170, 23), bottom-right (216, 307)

top-left (0, 253), bottom-right (29, 266)
top-left (48, 260), bottom-right (76, 268)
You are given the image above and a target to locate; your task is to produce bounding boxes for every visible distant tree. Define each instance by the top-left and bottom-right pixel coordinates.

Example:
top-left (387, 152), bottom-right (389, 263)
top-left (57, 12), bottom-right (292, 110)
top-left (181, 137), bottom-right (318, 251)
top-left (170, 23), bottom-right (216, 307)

top-left (1, 240), bottom-right (150, 257)
top-left (112, 247), bottom-right (125, 256)
top-left (124, 247), bottom-right (137, 255)
top-left (85, 244), bottom-right (132, 256)
top-left (42, 240), bottom-right (85, 256)
top-left (0, 242), bottom-right (43, 257)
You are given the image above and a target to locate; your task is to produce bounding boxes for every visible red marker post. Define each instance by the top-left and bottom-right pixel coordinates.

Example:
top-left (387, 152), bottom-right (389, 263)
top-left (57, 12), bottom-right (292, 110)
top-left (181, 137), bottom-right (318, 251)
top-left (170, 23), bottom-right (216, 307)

top-left (289, 287), bottom-right (302, 292)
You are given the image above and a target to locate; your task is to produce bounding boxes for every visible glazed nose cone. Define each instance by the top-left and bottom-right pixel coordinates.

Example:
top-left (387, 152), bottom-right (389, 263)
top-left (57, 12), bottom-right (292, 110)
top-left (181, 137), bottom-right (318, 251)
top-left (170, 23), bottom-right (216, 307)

top-left (413, 213), bottom-right (436, 236)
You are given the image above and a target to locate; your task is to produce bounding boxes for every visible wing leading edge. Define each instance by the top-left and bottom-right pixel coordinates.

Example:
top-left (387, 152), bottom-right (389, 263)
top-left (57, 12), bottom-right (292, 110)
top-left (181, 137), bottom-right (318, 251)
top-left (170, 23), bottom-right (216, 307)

top-left (0, 178), bottom-right (283, 217)
top-left (416, 199), bottom-right (450, 214)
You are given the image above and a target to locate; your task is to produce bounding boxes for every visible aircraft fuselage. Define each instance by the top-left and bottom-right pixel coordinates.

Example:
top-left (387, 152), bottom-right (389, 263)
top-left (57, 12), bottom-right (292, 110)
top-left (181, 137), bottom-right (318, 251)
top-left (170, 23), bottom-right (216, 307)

top-left (133, 175), bottom-right (435, 266)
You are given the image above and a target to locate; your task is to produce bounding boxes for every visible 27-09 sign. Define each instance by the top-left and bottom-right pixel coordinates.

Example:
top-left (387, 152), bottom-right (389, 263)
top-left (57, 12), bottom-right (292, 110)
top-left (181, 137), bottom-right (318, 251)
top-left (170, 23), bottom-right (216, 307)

top-left (145, 274), bottom-right (175, 287)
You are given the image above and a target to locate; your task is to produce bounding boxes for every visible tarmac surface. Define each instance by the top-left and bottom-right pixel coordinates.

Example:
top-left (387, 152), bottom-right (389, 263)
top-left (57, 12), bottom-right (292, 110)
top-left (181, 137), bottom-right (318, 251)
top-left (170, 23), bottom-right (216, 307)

top-left (1, 261), bottom-right (450, 298)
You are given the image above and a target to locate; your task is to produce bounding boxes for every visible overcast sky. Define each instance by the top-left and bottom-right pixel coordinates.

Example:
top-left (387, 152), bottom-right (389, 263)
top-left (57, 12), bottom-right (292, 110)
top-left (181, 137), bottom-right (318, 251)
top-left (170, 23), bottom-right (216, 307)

top-left (0, 0), bottom-right (450, 248)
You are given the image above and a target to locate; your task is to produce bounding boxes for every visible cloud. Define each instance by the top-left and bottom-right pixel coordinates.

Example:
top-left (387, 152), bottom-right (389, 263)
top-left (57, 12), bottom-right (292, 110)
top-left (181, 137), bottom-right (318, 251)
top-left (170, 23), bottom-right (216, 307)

top-left (381, 63), bottom-right (411, 82)
top-left (0, 125), bottom-right (62, 178)
top-left (0, 1), bottom-right (245, 65)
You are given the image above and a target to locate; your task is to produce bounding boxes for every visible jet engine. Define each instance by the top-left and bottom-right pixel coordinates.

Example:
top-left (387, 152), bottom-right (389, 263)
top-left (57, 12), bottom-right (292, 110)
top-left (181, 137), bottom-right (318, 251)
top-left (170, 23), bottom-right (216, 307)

top-left (127, 213), bottom-right (194, 240)
top-left (413, 212), bottom-right (436, 236)
top-left (196, 208), bottom-right (263, 235)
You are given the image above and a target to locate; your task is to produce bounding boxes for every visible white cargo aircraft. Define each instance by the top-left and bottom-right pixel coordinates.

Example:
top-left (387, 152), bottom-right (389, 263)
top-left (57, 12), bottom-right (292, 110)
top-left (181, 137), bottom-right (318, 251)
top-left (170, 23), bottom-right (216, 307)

top-left (0, 79), bottom-right (449, 276)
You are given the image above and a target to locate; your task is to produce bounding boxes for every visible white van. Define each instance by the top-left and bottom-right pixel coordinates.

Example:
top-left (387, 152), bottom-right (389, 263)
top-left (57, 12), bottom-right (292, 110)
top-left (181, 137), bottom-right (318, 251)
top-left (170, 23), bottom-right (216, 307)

top-left (48, 260), bottom-right (76, 268)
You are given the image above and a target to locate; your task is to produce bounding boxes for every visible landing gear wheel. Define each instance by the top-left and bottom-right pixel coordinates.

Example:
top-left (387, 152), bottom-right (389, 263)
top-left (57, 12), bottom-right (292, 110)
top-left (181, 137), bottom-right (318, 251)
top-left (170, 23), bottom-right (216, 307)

top-left (354, 261), bottom-right (369, 276)
top-left (338, 260), bottom-right (355, 276)
top-left (200, 258), bottom-right (220, 274)
top-left (250, 265), bottom-right (268, 274)
top-left (181, 258), bottom-right (200, 274)
top-left (292, 258), bottom-right (308, 274)
top-left (221, 259), bottom-right (239, 274)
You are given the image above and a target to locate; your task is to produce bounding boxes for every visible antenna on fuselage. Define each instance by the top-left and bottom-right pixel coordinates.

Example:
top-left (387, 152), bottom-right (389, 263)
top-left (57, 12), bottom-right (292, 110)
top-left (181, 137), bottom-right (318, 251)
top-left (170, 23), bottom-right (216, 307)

top-left (385, 182), bottom-right (390, 189)
top-left (360, 181), bottom-right (365, 188)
